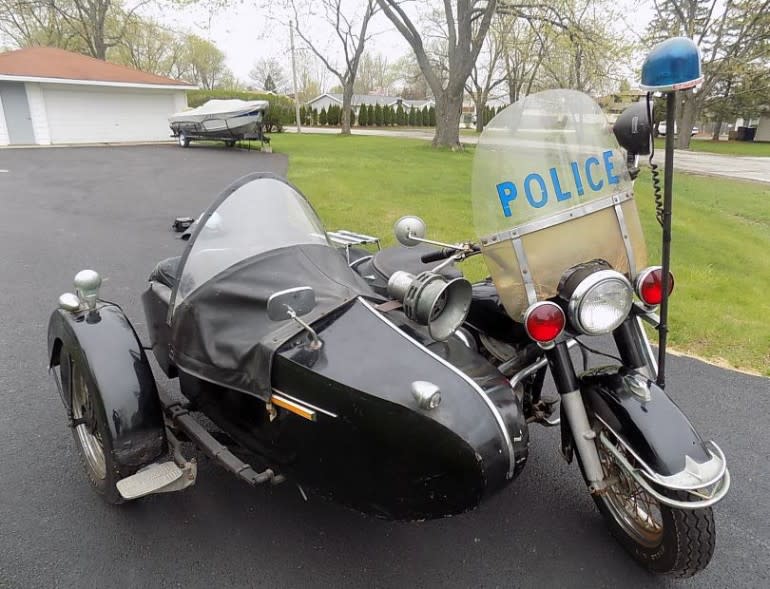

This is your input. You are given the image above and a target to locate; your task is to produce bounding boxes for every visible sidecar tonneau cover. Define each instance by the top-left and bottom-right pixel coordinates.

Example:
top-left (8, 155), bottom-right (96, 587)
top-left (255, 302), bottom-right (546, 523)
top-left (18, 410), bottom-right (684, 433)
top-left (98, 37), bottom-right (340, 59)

top-left (168, 173), bottom-right (378, 399)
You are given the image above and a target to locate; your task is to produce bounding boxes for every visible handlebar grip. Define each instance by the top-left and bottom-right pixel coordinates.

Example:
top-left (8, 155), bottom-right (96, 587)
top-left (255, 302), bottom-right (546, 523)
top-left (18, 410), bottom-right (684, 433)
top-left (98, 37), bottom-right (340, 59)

top-left (421, 248), bottom-right (453, 263)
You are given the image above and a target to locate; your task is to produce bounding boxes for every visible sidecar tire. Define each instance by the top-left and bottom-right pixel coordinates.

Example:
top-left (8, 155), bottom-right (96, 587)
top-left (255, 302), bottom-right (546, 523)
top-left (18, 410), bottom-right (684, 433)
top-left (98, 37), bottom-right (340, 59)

top-left (61, 350), bottom-right (129, 504)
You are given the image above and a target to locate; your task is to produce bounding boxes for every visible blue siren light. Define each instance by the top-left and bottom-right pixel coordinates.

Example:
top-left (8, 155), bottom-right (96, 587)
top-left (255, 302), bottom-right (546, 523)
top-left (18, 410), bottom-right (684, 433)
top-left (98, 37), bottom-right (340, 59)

top-left (640, 37), bottom-right (702, 92)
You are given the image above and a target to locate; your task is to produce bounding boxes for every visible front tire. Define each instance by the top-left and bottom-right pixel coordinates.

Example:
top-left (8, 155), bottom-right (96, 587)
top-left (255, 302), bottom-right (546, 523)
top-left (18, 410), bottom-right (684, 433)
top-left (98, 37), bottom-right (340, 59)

top-left (61, 350), bottom-right (128, 504)
top-left (178, 132), bottom-right (190, 147)
top-left (586, 425), bottom-right (716, 577)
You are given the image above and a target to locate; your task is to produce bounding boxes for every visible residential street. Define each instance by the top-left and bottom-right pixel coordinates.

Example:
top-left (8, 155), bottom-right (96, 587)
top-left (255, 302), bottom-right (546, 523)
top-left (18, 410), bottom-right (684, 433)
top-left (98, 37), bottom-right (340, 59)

top-left (0, 145), bottom-right (768, 589)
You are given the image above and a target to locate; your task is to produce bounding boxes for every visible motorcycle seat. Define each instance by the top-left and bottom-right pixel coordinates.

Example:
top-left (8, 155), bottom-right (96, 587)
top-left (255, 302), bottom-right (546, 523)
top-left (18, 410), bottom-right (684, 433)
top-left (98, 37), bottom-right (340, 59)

top-left (149, 256), bottom-right (181, 289)
top-left (372, 244), bottom-right (461, 280)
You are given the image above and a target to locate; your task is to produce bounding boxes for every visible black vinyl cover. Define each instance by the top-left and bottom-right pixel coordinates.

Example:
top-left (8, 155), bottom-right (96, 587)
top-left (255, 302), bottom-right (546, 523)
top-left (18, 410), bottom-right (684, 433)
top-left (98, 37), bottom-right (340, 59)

top-left (170, 244), bottom-right (378, 399)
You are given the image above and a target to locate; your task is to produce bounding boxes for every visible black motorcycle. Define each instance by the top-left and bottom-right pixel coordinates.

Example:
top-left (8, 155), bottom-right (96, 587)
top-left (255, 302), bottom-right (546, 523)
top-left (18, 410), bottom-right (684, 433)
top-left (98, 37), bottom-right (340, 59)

top-left (47, 48), bottom-right (728, 579)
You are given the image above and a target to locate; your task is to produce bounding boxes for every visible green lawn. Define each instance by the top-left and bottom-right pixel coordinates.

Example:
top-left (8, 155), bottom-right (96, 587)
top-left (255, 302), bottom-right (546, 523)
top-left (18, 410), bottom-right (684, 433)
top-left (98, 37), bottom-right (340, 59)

top-left (655, 137), bottom-right (770, 156)
top-left (268, 134), bottom-right (770, 375)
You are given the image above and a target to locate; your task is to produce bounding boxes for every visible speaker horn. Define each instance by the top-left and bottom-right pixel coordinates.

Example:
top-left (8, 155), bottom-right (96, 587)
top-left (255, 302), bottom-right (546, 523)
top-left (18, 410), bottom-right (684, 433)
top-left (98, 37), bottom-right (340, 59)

top-left (388, 270), bottom-right (472, 341)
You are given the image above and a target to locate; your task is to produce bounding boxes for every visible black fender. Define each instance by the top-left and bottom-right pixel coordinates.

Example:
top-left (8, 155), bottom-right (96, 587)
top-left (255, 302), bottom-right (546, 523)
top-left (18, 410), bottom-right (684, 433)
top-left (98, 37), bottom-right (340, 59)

top-left (579, 365), bottom-right (711, 477)
top-left (47, 304), bottom-right (166, 469)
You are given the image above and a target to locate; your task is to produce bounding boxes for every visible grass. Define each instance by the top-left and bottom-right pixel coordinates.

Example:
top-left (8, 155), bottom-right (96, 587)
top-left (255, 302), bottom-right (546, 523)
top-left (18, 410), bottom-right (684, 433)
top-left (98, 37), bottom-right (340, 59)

top-left (267, 133), bottom-right (770, 376)
top-left (655, 137), bottom-right (770, 156)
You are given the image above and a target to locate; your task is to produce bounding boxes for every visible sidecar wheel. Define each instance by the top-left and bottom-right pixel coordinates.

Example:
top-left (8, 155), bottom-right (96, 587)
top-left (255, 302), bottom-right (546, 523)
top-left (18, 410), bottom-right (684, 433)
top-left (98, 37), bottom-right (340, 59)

top-left (584, 428), bottom-right (716, 577)
top-left (61, 350), bottom-right (126, 504)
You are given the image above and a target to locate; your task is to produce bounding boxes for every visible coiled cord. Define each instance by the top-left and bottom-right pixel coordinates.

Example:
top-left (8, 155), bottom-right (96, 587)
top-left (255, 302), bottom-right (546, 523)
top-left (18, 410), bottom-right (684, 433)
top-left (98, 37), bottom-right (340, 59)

top-left (647, 92), bottom-right (664, 227)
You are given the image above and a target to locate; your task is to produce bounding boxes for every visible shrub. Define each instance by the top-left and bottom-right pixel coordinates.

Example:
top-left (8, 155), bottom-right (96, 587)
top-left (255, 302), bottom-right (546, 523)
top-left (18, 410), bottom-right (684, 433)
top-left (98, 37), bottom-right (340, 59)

top-left (396, 104), bottom-right (405, 126)
top-left (374, 103), bottom-right (384, 126)
top-left (428, 106), bottom-right (436, 126)
top-left (383, 105), bottom-right (392, 126)
top-left (421, 106), bottom-right (429, 126)
top-left (408, 108), bottom-right (416, 126)
top-left (319, 107), bottom-right (328, 126)
top-left (348, 107), bottom-right (356, 127)
top-left (368, 104), bottom-right (375, 125)
top-left (358, 104), bottom-right (368, 126)
top-left (311, 108), bottom-right (318, 126)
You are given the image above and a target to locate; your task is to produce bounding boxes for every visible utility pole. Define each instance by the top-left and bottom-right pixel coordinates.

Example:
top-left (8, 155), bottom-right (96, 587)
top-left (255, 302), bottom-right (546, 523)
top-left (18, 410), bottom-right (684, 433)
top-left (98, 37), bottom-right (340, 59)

top-left (290, 20), bottom-right (302, 133)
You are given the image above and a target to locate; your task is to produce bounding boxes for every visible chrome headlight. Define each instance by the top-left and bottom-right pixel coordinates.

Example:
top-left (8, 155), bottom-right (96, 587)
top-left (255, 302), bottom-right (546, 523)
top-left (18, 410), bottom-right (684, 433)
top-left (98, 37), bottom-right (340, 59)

top-left (567, 270), bottom-right (633, 335)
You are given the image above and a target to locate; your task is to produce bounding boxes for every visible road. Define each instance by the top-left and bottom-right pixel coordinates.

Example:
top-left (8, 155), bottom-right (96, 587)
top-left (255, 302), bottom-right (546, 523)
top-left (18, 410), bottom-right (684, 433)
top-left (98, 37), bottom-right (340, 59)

top-left (0, 145), bottom-right (768, 588)
top-left (285, 126), bottom-right (770, 183)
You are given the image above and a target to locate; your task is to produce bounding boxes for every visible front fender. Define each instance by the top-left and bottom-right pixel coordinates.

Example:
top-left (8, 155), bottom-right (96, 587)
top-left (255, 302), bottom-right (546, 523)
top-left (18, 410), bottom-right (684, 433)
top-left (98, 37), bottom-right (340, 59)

top-left (579, 365), bottom-right (711, 477)
top-left (47, 304), bottom-right (166, 468)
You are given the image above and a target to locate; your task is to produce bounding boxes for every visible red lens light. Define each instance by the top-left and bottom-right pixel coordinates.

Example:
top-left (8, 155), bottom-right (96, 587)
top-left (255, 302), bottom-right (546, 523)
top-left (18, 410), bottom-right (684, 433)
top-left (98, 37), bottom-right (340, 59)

top-left (637, 267), bottom-right (674, 306)
top-left (524, 302), bottom-right (566, 343)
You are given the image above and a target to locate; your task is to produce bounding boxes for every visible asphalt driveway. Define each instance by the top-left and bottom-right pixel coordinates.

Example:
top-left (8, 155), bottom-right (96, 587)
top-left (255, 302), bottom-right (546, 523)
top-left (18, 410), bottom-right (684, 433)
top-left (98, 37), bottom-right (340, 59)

top-left (0, 145), bottom-right (768, 588)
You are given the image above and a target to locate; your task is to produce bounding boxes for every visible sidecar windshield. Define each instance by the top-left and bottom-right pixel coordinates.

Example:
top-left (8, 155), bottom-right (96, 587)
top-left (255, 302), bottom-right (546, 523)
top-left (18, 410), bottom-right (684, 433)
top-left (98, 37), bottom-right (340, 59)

top-left (472, 90), bottom-right (647, 319)
top-left (172, 174), bottom-right (330, 310)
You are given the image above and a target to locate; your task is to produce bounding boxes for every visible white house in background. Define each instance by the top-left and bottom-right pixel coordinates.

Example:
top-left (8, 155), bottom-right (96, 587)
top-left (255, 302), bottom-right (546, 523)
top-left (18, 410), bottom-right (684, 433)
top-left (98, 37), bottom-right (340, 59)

top-left (0, 47), bottom-right (195, 146)
top-left (753, 114), bottom-right (770, 142)
top-left (305, 93), bottom-right (434, 115)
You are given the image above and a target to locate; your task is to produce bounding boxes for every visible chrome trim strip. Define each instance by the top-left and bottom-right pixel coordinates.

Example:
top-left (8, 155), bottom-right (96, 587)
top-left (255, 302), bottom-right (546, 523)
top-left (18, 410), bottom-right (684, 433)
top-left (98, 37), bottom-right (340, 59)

top-left (595, 415), bottom-right (728, 490)
top-left (511, 236), bottom-right (538, 305)
top-left (358, 297), bottom-right (517, 479)
top-left (599, 432), bottom-right (730, 509)
top-left (481, 192), bottom-right (633, 244)
top-left (612, 196), bottom-right (637, 277)
top-left (634, 316), bottom-right (658, 378)
top-left (271, 388), bottom-right (338, 418)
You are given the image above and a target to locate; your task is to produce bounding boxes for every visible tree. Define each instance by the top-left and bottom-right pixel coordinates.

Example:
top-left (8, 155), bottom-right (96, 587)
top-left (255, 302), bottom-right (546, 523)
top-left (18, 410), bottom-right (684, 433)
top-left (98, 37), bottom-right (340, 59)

top-left (249, 57), bottom-right (286, 92)
top-left (0, 0), bottom-right (85, 51)
top-left (465, 22), bottom-right (506, 132)
top-left (319, 106), bottom-right (328, 125)
top-left (378, 0), bottom-right (497, 148)
top-left (647, 0), bottom-right (770, 149)
top-left (421, 105), bottom-right (429, 126)
top-left (367, 104), bottom-right (375, 125)
top-left (374, 103), bottom-right (383, 126)
top-left (428, 105), bottom-right (436, 126)
top-left (290, 0), bottom-right (377, 134)
top-left (181, 34), bottom-right (231, 90)
top-left (311, 107), bottom-right (318, 125)
top-left (396, 103), bottom-right (405, 125)
top-left (408, 107), bottom-right (416, 126)
top-left (354, 51), bottom-right (399, 94)
top-left (111, 15), bottom-right (187, 78)
top-left (358, 104), bottom-right (368, 126)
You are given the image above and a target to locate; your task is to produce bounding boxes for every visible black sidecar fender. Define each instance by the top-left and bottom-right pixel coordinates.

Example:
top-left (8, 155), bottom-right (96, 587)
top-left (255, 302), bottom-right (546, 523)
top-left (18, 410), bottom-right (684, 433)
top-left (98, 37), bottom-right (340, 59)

top-left (579, 365), bottom-right (712, 477)
top-left (47, 304), bottom-right (166, 468)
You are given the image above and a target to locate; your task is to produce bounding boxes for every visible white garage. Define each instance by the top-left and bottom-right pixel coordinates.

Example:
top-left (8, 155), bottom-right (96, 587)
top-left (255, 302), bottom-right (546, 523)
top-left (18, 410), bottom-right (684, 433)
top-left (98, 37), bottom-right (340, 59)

top-left (0, 47), bottom-right (195, 146)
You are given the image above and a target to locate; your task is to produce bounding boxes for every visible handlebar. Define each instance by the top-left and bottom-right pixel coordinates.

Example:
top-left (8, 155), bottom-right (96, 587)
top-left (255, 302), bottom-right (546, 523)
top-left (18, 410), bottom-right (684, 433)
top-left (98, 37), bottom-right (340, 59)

top-left (421, 248), bottom-right (455, 263)
top-left (421, 244), bottom-right (480, 264)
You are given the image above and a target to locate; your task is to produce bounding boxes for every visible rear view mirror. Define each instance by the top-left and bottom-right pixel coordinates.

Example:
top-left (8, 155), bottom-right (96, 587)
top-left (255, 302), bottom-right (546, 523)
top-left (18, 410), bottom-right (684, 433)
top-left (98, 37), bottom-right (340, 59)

top-left (613, 102), bottom-right (652, 156)
top-left (267, 287), bottom-right (316, 321)
top-left (394, 216), bottom-right (427, 247)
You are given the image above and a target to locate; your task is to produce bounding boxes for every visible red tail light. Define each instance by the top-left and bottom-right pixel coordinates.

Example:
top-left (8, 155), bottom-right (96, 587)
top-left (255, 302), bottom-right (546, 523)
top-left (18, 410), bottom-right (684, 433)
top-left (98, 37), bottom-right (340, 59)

top-left (524, 302), bottom-right (566, 344)
top-left (635, 266), bottom-right (674, 306)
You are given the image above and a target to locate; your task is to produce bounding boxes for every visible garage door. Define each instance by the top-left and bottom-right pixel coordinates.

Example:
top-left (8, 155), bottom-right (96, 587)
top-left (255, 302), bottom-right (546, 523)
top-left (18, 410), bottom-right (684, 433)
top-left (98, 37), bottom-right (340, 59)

top-left (43, 86), bottom-right (177, 143)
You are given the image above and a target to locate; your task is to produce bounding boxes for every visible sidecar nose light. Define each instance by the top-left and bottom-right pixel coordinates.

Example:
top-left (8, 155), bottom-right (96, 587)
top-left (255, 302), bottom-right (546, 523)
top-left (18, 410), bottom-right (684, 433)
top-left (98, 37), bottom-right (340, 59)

top-left (524, 301), bottom-right (565, 344)
top-left (635, 266), bottom-right (675, 306)
top-left (412, 381), bottom-right (441, 410)
top-left (568, 270), bottom-right (633, 335)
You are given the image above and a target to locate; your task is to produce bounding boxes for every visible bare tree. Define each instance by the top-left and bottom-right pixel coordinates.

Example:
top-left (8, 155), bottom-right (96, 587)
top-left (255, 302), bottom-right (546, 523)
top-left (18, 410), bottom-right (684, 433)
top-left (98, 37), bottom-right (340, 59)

top-left (465, 25), bottom-right (506, 132)
top-left (290, 0), bottom-right (377, 134)
top-left (377, 0), bottom-right (498, 148)
top-left (249, 57), bottom-right (287, 92)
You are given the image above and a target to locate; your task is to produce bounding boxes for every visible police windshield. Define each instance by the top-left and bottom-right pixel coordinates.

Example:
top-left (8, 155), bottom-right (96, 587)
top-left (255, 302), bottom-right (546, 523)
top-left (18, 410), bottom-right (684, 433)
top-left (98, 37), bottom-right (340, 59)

top-left (471, 90), bottom-right (647, 319)
top-left (172, 174), bottom-right (330, 311)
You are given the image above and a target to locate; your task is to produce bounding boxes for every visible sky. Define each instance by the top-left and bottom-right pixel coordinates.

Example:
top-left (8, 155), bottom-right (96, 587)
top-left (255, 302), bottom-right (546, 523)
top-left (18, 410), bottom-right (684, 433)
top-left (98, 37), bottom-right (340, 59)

top-left (155, 1), bottom-right (655, 92)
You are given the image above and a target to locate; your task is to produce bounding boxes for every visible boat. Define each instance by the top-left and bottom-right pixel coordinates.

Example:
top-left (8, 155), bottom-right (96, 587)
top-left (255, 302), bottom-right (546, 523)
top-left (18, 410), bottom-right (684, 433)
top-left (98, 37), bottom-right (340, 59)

top-left (168, 99), bottom-right (270, 148)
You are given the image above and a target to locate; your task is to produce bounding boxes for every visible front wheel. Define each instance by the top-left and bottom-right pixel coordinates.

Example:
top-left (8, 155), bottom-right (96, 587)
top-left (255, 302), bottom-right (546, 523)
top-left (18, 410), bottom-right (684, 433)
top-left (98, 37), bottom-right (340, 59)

top-left (178, 132), bottom-right (190, 147)
top-left (587, 426), bottom-right (716, 577)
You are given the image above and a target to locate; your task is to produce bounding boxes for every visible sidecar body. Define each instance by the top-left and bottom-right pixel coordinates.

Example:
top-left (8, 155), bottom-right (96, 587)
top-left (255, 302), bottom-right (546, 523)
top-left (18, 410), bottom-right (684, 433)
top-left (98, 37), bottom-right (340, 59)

top-left (48, 173), bottom-right (529, 520)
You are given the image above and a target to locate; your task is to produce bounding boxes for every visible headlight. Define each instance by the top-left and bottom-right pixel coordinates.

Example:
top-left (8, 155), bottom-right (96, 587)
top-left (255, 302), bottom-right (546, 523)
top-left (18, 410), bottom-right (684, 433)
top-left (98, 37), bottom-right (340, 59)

top-left (567, 270), bottom-right (633, 335)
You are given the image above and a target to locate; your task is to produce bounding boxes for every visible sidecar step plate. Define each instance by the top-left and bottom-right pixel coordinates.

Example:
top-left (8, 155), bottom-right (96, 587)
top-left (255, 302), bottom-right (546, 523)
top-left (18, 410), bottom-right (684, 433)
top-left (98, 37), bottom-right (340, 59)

top-left (116, 461), bottom-right (183, 500)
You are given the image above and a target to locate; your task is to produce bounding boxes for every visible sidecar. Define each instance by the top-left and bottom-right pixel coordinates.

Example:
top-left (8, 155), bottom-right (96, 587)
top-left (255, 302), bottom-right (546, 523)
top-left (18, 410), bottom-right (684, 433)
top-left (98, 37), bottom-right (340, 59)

top-left (47, 173), bottom-right (529, 520)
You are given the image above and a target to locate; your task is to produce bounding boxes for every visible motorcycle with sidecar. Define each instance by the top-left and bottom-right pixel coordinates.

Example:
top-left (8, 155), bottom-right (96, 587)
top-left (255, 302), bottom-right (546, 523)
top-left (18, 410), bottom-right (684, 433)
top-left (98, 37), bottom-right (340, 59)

top-left (47, 39), bottom-right (729, 577)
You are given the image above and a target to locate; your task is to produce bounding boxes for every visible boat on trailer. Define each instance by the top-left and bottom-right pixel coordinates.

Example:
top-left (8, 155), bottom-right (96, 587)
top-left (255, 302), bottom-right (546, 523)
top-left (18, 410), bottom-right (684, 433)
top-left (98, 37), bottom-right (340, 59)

top-left (169, 99), bottom-right (271, 149)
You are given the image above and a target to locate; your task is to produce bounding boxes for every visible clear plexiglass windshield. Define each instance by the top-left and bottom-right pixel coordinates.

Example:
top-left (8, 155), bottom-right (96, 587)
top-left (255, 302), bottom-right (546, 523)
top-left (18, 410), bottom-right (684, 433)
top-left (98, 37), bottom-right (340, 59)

top-left (472, 90), bottom-right (647, 319)
top-left (172, 175), bottom-right (330, 311)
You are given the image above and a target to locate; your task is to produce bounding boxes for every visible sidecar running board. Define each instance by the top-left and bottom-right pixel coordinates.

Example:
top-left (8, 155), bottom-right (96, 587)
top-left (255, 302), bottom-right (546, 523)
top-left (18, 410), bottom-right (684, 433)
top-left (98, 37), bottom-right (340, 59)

top-left (160, 391), bottom-right (285, 487)
top-left (117, 461), bottom-right (193, 500)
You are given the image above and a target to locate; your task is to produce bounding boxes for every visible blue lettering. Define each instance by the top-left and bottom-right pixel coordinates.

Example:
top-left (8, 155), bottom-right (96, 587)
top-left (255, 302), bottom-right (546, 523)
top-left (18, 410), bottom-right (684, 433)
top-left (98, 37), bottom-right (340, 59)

top-left (603, 150), bottom-right (620, 185)
top-left (550, 167), bottom-right (572, 202)
top-left (496, 181), bottom-right (517, 217)
top-left (524, 173), bottom-right (548, 208)
top-left (570, 161), bottom-right (585, 196)
top-left (585, 157), bottom-right (604, 191)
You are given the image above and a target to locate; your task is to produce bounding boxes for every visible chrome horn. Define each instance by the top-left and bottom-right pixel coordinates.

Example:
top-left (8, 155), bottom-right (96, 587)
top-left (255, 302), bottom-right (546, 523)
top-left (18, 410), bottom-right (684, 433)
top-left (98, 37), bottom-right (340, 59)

top-left (388, 270), bottom-right (472, 341)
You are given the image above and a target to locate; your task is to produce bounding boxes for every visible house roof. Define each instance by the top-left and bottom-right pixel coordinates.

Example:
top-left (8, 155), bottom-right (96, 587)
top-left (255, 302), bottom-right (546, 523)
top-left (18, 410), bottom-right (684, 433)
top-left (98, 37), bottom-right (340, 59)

top-left (307, 92), bottom-right (434, 108)
top-left (0, 47), bottom-right (194, 89)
